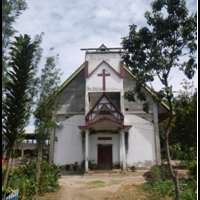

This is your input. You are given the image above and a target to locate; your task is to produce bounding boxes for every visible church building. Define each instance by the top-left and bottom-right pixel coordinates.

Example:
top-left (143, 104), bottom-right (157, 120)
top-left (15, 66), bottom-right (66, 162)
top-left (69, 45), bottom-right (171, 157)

top-left (49, 44), bottom-right (169, 171)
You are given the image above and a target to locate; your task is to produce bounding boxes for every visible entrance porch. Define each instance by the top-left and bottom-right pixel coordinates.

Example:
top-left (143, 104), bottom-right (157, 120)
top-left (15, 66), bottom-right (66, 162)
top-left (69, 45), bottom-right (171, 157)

top-left (79, 117), bottom-right (131, 172)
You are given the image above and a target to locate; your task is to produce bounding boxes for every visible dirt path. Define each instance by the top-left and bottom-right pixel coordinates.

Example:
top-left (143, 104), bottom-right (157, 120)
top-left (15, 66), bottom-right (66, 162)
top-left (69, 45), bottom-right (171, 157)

top-left (39, 170), bottom-right (148, 200)
top-left (39, 169), bottom-right (189, 200)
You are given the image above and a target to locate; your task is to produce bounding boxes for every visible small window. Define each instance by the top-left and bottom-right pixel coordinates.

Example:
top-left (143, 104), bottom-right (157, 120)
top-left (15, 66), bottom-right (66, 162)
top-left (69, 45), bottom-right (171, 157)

top-left (33, 139), bottom-right (37, 144)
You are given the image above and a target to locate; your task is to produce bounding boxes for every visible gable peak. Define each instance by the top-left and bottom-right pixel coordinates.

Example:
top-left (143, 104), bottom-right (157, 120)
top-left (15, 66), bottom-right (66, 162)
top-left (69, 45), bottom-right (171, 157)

top-left (96, 44), bottom-right (109, 52)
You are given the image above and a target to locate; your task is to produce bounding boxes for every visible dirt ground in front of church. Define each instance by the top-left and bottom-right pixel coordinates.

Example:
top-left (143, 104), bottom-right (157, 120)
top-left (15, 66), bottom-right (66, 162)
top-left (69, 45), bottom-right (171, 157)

top-left (39, 170), bottom-right (148, 200)
top-left (38, 169), bottom-right (188, 200)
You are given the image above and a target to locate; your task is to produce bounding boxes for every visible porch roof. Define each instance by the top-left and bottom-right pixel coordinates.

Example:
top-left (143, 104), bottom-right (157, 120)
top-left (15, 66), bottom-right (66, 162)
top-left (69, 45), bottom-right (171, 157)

top-left (78, 116), bottom-right (132, 133)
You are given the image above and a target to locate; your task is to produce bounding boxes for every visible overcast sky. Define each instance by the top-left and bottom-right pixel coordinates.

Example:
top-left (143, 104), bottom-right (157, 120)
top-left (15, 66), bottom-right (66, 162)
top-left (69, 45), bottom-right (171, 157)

top-left (12, 0), bottom-right (197, 132)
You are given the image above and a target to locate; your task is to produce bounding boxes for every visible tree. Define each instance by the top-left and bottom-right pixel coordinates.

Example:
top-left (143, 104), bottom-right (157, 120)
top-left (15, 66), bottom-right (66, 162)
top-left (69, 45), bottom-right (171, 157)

top-left (2, 0), bottom-right (27, 93)
top-left (121, 0), bottom-right (196, 199)
top-left (170, 80), bottom-right (197, 159)
top-left (2, 34), bottom-right (37, 188)
top-left (2, 0), bottom-right (27, 52)
top-left (34, 52), bottom-right (62, 194)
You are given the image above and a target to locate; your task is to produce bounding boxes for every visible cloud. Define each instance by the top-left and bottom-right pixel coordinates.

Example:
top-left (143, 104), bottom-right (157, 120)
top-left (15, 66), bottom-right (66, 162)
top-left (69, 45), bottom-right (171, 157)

top-left (11, 0), bottom-right (197, 130)
top-left (13, 0), bottom-right (197, 92)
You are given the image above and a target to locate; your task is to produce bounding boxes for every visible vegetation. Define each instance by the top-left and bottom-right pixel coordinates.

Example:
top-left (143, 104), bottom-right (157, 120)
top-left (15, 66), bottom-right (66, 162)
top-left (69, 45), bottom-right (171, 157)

top-left (2, 1), bottom-right (63, 198)
top-left (2, 0), bottom-right (27, 90)
top-left (121, 0), bottom-right (197, 198)
top-left (81, 160), bottom-right (97, 170)
top-left (169, 80), bottom-right (197, 161)
top-left (34, 51), bottom-right (62, 194)
top-left (143, 165), bottom-right (197, 199)
top-left (88, 180), bottom-right (105, 187)
top-left (143, 164), bottom-right (197, 200)
top-left (2, 34), bottom-right (38, 189)
top-left (2, 161), bottom-right (62, 199)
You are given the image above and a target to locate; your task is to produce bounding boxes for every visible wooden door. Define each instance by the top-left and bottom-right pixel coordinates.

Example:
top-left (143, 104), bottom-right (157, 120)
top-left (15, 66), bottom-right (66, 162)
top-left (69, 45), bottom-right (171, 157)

top-left (98, 144), bottom-right (112, 170)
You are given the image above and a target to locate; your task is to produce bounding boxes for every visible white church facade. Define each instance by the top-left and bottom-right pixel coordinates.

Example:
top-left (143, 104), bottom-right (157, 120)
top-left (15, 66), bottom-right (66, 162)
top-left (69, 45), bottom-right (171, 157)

top-left (49, 44), bottom-right (169, 171)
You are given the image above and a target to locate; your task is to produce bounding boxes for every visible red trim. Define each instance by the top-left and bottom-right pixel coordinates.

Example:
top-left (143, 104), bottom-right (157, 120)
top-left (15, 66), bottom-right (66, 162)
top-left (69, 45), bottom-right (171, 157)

top-left (87, 60), bottom-right (121, 77)
top-left (86, 93), bottom-right (124, 120)
top-left (98, 137), bottom-right (112, 140)
top-left (85, 61), bottom-right (89, 77)
top-left (120, 61), bottom-right (124, 78)
top-left (88, 104), bottom-right (123, 124)
top-left (79, 116), bottom-right (132, 129)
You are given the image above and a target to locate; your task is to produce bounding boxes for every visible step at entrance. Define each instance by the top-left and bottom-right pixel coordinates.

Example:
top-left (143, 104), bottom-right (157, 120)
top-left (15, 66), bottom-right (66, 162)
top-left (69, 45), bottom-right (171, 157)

top-left (86, 169), bottom-right (123, 175)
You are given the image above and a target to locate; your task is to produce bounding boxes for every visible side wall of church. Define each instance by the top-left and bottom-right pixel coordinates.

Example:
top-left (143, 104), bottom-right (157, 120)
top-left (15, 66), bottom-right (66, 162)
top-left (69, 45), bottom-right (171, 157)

top-left (124, 114), bottom-right (156, 167)
top-left (53, 115), bottom-right (85, 166)
top-left (57, 68), bottom-right (85, 115)
top-left (123, 69), bottom-right (157, 167)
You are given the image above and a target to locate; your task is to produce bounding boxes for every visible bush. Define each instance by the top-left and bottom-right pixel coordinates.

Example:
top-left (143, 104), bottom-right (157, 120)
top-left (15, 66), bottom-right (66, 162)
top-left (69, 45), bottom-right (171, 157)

top-left (81, 160), bottom-right (97, 170)
top-left (2, 161), bottom-right (62, 199)
top-left (143, 178), bottom-right (174, 199)
top-left (130, 165), bottom-right (137, 172)
top-left (143, 163), bottom-right (177, 184)
top-left (65, 164), bottom-right (71, 171)
top-left (39, 161), bottom-right (62, 193)
top-left (143, 166), bottom-right (175, 199)
top-left (143, 164), bottom-right (197, 200)
top-left (179, 178), bottom-right (197, 200)
top-left (187, 160), bottom-right (197, 179)
top-left (113, 163), bottom-right (121, 169)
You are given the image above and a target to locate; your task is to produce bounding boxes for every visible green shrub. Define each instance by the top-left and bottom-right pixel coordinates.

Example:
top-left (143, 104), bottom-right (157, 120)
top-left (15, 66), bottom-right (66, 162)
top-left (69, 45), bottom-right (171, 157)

top-left (143, 178), bottom-right (174, 199)
top-left (39, 161), bottom-right (62, 193)
top-left (179, 178), bottom-right (197, 200)
top-left (2, 161), bottom-right (62, 199)
top-left (187, 160), bottom-right (197, 179)
top-left (65, 164), bottom-right (71, 171)
top-left (143, 164), bottom-right (197, 200)
top-left (130, 165), bottom-right (137, 172)
top-left (143, 163), bottom-right (176, 184)
top-left (113, 163), bottom-right (121, 169)
top-left (81, 160), bottom-right (97, 170)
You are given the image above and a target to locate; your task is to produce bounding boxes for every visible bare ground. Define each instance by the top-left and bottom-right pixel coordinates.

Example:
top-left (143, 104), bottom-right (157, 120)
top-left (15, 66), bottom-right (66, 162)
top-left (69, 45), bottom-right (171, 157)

top-left (38, 169), bottom-right (189, 200)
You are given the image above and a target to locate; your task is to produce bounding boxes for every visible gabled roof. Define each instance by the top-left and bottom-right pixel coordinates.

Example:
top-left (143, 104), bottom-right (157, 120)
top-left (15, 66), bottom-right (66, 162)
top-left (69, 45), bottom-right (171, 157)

top-left (85, 60), bottom-right (122, 78)
top-left (57, 62), bottom-right (85, 93)
top-left (85, 93), bottom-right (124, 124)
top-left (123, 65), bottom-right (174, 118)
top-left (55, 45), bottom-right (172, 121)
top-left (57, 63), bottom-right (171, 116)
top-left (96, 44), bottom-right (109, 52)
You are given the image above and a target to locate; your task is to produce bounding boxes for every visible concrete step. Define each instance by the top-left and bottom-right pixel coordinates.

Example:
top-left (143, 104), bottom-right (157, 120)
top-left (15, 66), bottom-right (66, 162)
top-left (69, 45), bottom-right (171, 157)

top-left (86, 169), bottom-right (123, 175)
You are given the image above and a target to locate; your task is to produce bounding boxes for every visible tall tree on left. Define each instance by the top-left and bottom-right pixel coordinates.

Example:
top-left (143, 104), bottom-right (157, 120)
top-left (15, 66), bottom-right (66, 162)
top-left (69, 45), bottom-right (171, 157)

top-left (2, 34), bottom-right (37, 188)
top-left (2, 0), bottom-right (27, 90)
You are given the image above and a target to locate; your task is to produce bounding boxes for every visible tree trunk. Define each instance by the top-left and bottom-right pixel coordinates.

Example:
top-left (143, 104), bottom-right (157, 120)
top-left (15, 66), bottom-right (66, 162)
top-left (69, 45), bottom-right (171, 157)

top-left (164, 93), bottom-right (180, 199)
top-left (36, 141), bottom-right (43, 195)
top-left (3, 147), bottom-right (13, 188)
top-left (165, 129), bottom-right (179, 199)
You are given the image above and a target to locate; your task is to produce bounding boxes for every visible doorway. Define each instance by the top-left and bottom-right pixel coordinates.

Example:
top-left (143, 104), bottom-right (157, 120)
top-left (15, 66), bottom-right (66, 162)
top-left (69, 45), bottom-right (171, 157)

top-left (97, 144), bottom-right (112, 170)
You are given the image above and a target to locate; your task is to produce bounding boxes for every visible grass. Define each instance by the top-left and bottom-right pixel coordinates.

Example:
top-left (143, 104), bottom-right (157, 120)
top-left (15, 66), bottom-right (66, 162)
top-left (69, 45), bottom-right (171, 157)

top-left (88, 180), bottom-right (105, 187)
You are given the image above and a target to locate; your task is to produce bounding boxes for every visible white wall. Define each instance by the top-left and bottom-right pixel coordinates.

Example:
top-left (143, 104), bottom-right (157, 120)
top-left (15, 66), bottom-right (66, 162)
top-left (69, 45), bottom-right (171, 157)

top-left (53, 114), bottom-right (157, 167)
top-left (86, 53), bottom-right (121, 74)
top-left (86, 62), bottom-right (123, 92)
top-left (54, 115), bottom-right (85, 166)
top-left (125, 114), bottom-right (156, 167)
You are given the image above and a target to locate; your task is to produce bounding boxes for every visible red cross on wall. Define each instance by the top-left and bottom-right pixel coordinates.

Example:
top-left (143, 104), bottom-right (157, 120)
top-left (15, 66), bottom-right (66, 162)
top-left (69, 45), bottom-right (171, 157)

top-left (98, 69), bottom-right (110, 90)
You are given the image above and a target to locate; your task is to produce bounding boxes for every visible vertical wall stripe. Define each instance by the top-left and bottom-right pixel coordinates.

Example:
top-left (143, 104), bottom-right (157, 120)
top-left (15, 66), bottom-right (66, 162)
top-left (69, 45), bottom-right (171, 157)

top-left (85, 61), bottom-right (89, 77)
top-left (120, 61), bottom-right (124, 78)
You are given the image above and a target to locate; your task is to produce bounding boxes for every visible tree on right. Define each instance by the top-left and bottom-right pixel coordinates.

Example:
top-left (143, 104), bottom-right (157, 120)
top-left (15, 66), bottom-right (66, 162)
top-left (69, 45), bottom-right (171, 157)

top-left (121, 0), bottom-right (197, 199)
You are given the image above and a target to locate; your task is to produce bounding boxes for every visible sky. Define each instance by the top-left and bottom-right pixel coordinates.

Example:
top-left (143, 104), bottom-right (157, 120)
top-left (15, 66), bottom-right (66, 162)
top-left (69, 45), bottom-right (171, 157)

top-left (12, 0), bottom-right (197, 132)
